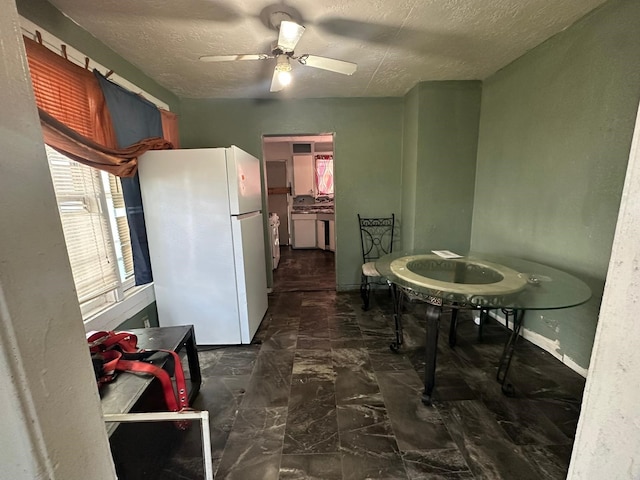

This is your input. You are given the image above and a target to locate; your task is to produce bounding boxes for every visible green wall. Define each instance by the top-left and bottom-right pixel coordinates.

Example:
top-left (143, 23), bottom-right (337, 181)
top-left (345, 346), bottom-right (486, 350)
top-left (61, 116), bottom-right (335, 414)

top-left (472, 0), bottom-right (640, 369)
top-left (16, 0), bottom-right (180, 113)
top-left (116, 302), bottom-right (160, 330)
top-left (401, 86), bottom-right (420, 251)
top-left (403, 81), bottom-right (481, 253)
top-left (179, 97), bottom-right (404, 290)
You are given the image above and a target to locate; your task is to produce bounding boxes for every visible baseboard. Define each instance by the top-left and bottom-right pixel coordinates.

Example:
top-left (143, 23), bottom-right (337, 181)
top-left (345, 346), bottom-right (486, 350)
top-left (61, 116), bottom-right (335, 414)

top-left (486, 310), bottom-right (588, 378)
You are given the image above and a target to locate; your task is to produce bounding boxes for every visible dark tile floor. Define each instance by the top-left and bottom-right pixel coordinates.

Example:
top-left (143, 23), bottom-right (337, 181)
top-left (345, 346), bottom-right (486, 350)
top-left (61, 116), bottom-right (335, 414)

top-left (126, 247), bottom-right (586, 479)
top-left (272, 246), bottom-right (336, 293)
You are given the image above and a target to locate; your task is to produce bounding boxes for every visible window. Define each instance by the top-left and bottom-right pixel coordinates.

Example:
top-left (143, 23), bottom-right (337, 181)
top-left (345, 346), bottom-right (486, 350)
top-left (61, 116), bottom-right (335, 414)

top-left (21, 19), bottom-right (169, 329)
top-left (315, 154), bottom-right (334, 195)
top-left (46, 145), bottom-right (134, 318)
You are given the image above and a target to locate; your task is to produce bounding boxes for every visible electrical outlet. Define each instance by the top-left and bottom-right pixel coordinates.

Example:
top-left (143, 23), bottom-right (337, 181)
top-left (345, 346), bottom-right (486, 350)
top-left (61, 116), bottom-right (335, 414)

top-left (143, 317), bottom-right (150, 328)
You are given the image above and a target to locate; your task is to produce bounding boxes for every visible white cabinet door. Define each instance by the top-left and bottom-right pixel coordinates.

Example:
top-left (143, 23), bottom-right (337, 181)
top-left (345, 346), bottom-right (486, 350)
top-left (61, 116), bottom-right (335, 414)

top-left (292, 218), bottom-right (316, 248)
top-left (316, 220), bottom-right (326, 250)
top-left (292, 154), bottom-right (315, 196)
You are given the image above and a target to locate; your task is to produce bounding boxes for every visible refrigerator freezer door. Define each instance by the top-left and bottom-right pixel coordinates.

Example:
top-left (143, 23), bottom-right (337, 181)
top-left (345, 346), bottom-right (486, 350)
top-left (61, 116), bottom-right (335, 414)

top-left (226, 146), bottom-right (263, 215)
top-left (231, 211), bottom-right (268, 343)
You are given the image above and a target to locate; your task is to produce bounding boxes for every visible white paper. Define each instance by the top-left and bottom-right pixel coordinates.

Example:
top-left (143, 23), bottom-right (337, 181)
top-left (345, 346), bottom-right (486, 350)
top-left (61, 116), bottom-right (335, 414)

top-left (431, 250), bottom-right (463, 259)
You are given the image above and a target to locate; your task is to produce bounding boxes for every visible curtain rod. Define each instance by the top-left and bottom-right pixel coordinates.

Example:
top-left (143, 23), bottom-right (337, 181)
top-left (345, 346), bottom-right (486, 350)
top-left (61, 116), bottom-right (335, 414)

top-left (19, 19), bottom-right (169, 109)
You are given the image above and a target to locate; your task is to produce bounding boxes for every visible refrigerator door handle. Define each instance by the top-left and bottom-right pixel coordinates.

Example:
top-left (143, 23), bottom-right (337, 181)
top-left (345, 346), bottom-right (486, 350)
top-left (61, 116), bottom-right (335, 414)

top-left (234, 211), bottom-right (262, 220)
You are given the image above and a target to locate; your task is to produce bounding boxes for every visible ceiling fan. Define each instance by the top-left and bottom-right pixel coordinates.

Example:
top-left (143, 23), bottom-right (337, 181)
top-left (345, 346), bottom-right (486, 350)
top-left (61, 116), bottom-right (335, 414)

top-left (199, 11), bottom-right (357, 92)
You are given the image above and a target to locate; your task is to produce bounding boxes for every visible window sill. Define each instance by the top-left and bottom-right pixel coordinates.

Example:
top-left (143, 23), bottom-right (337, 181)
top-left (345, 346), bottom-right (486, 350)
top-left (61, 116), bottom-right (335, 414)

top-left (84, 283), bottom-right (156, 333)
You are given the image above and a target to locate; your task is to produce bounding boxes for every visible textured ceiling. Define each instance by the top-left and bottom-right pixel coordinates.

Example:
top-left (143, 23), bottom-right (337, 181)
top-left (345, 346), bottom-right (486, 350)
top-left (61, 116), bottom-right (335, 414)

top-left (49, 0), bottom-right (607, 99)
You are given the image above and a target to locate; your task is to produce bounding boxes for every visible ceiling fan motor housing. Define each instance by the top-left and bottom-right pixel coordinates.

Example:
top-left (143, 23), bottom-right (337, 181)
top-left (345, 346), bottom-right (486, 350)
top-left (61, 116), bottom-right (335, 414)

top-left (269, 11), bottom-right (294, 30)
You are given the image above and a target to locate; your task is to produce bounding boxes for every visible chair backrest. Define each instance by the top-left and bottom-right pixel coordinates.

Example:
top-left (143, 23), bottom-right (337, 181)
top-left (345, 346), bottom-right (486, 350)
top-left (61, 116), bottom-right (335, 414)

top-left (358, 214), bottom-right (395, 263)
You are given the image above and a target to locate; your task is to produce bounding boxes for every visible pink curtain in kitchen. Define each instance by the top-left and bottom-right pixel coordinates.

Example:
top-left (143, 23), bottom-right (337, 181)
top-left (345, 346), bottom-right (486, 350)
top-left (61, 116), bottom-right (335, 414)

top-left (315, 155), bottom-right (334, 195)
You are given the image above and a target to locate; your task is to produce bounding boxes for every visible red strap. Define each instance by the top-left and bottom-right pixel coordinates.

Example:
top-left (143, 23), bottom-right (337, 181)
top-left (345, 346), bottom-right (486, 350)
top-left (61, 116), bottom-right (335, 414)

top-left (116, 351), bottom-right (189, 412)
top-left (158, 349), bottom-right (189, 411)
top-left (87, 331), bottom-right (138, 353)
top-left (116, 359), bottom-right (180, 411)
top-left (88, 331), bottom-right (190, 429)
top-left (87, 331), bottom-right (111, 353)
top-left (95, 350), bottom-right (121, 386)
top-left (101, 350), bottom-right (122, 376)
top-left (103, 332), bottom-right (138, 353)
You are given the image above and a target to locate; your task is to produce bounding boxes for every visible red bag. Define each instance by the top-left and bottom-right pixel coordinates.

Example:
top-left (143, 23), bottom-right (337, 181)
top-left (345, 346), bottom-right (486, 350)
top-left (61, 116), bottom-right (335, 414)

top-left (88, 330), bottom-right (190, 429)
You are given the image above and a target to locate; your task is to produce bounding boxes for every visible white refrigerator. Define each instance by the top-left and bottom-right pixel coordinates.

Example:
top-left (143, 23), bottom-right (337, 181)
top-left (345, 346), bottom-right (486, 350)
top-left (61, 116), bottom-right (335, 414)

top-left (138, 146), bottom-right (268, 345)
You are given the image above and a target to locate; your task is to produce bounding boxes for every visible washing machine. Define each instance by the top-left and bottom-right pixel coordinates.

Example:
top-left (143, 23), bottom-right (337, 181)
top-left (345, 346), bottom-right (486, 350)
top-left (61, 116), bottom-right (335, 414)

top-left (268, 213), bottom-right (280, 269)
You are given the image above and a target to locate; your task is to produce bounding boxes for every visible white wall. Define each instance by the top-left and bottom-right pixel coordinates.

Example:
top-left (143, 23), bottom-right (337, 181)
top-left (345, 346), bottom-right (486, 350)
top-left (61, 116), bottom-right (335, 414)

top-left (0, 0), bottom-right (116, 477)
top-left (568, 102), bottom-right (640, 478)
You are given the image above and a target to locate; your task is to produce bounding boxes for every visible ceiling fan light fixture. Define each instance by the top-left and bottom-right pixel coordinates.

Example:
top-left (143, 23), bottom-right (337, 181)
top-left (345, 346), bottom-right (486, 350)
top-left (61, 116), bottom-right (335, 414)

top-left (277, 20), bottom-right (305, 52)
top-left (272, 55), bottom-right (292, 91)
top-left (275, 55), bottom-right (292, 72)
top-left (277, 70), bottom-right (292, 87)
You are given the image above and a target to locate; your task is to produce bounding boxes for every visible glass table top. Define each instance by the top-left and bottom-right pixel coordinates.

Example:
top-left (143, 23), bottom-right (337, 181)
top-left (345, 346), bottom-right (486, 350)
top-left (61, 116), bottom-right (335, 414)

top-left (375, 251), bottom-right (592, 310)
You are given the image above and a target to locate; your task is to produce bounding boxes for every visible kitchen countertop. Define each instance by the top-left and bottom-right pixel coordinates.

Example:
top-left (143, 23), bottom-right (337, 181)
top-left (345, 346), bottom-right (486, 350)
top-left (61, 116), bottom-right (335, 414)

top-left (292, 205), bottom-right (334, 214)
top-left (292, 209), bottom-right (334, 214)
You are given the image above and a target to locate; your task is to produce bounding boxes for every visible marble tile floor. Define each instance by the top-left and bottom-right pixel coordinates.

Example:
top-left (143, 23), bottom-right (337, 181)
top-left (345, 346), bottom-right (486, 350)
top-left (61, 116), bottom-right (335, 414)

top-left (271, 246), bottom-right (336, 293)
top-left (115, 249), bottom-right (585, 479)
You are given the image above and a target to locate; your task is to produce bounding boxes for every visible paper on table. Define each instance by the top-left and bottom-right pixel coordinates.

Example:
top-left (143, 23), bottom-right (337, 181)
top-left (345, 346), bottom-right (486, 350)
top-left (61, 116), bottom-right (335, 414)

top-left (431, 250), bottom-right (463, 259)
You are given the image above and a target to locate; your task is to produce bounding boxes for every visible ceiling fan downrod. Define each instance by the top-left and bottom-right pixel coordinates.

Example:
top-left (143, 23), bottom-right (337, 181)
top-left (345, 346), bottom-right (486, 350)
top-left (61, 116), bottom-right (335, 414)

top-left (269, 11), bottom-right (294, 30)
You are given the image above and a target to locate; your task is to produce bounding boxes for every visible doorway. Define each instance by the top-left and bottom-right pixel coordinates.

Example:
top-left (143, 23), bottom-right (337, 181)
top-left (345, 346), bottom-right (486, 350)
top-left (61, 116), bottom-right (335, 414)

top-left (263, 133), bottom-right (336, 292)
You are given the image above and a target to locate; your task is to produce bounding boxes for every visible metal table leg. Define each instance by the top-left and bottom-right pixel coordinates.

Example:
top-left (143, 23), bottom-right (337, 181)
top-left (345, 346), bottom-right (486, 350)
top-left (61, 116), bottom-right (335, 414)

top-left (496, 308), bottom-right (525, 396)
top-left (389, 283), bottom-right (405, 352)
top-left (448, 306), bottom-right (459, 347)
top-left (478, 308), bottom-right (488, 342)
top-left (422, 301), bottom-right (442, 405)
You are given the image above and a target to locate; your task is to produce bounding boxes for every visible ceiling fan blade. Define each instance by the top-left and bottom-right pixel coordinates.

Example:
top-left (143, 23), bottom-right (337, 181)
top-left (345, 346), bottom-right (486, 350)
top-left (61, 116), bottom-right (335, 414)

top-left (199, 54), bottom-right (272, 62)
top-left (277, 20), bottom-right (305, 52)
top-left (298, 55), bottom-right (357, 75)
top-left (270, 67), bottom-right (285, 92)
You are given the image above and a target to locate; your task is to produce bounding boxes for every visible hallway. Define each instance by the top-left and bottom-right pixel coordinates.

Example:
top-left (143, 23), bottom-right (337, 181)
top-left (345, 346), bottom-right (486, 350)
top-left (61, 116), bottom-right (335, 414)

top-left (272, 247), bottom-right (336, 293)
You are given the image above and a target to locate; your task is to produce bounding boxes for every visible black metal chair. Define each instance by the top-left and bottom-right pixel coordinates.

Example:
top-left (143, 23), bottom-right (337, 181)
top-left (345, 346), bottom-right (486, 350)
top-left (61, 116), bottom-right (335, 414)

top-left (358, 214), bottom-right (395, 310)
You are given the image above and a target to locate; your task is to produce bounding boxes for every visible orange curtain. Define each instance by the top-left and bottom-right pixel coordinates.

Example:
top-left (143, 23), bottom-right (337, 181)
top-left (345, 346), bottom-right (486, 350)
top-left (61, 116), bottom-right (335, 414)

top-left (23, 35), bottom-right (173, 176)
top-left (24, 36), bottom-right (117, 148)
top-left (160, 109), bottom-right (180, 148)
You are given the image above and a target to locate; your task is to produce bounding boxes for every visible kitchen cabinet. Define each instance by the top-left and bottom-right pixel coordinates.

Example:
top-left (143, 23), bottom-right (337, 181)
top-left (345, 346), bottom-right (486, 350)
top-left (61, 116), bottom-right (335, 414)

top-left (316, 220), bottom-right (326, 250)
top-left (292, 211), bottom-right (334, 250)
top-left (291, 214), bottom-right (317, 248)
top-left (315, 215), bottom-right (335, 251)
top-left (292, 154), bottom-right (315, 197)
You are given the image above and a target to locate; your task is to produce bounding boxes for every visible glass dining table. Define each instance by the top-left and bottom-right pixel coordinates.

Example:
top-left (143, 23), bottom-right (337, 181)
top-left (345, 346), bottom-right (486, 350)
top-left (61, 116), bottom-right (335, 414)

top-left (375, 250), bottom-right (592, 405)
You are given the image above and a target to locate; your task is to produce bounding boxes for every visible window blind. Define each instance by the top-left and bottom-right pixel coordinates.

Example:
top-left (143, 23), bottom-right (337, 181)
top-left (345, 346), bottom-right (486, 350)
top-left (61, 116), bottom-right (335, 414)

top-left (108, 174), bottom-right (134, 277)
top-left (46, 146), bottom-right (119, 303)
